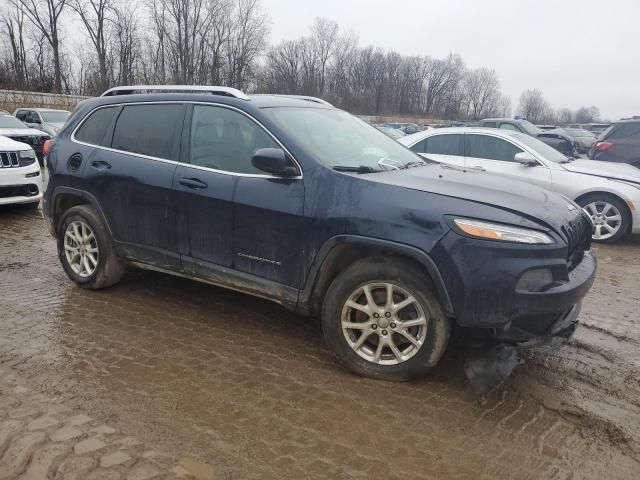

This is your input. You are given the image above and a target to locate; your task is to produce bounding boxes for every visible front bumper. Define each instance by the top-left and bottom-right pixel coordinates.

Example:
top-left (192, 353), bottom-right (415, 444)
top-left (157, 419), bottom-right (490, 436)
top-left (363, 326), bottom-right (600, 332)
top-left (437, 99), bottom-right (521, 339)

top-left (0, 164), bottom-right (44, 206)
top-left (431, 230), bottom-right (597, 333)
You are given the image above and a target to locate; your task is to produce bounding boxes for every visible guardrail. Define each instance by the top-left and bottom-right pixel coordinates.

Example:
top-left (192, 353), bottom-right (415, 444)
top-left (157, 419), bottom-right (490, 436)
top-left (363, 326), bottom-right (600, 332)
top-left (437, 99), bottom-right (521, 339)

top-left (0, 89), bottom-right (90, 113)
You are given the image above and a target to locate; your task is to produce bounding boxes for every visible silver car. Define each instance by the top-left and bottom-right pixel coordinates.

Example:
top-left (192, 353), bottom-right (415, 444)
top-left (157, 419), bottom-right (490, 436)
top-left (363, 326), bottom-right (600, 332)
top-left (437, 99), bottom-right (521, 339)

top-left (14, 108), bottom-right (70, 137)
top-left (399, 127), bottom-right (640, 243)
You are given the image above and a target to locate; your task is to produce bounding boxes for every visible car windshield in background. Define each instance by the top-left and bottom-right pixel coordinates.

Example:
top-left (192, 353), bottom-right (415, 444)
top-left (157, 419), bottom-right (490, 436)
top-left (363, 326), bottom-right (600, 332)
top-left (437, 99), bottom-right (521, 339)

top-left (0, 115), bottom-right (28, 128)
top-left (512, 132), bottom-right (569, 163)
top-left (40, 111), bottom-right (70, 123)
top-left (519, 120), bottom-right (543, 136)
top-left (263, 108), bottom-right (421, 170)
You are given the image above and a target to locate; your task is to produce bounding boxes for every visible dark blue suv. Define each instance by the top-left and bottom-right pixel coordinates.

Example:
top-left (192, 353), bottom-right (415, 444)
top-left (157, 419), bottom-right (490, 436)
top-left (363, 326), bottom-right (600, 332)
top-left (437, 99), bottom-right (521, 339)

top-left (43, 86), bottom-right (596, 381)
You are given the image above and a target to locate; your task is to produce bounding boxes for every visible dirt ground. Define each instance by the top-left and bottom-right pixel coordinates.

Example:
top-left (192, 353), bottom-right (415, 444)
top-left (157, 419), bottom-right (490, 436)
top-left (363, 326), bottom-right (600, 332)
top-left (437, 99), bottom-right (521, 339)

top-left (1, 205), bottom-right (639, 479)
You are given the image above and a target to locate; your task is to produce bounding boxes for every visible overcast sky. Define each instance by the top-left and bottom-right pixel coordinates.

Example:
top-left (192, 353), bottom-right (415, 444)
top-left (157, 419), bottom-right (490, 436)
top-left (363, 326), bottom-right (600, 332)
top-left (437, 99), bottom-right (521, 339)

top-left (262, 0), bottom-right (638, 120)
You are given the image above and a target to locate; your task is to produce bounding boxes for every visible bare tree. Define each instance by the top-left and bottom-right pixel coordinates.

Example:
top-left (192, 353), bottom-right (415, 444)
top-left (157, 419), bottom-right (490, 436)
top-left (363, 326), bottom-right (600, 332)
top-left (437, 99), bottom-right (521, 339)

top-left (557, 108), bottom-right (574, 125)
top-left (70, 0), bottom-right (112, 92)
top-left (464, 67), bottom-right (499, 120)
top-left (2, 2), bottom-right (30, 89)
top-left (13, 0), bottom-right (67, 92)
top-left (518, 89), bottom-right (550, 123)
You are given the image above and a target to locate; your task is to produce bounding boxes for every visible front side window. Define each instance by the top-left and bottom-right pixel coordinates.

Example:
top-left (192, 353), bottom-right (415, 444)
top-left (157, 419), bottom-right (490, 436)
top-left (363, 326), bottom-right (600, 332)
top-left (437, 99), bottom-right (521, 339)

top-left (483, 121), bottom-right (497, 128)
top-left (190, 105), bottom-right (280, 174)
top-left (16, 111), bottom-right (27, 121)
top-left (425, 134), bottom-right (464, 156)
top-left (75, 106), bottom-right (120, 146)
top-left (467, 134), bottom-right (523, 162)
top-left (112, 104), bottom-right (184, 160)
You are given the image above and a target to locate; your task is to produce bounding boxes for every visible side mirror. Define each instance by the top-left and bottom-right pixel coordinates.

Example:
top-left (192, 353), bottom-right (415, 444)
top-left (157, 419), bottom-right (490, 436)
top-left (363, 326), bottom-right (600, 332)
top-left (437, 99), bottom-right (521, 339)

top-left (251, 148), bottom-right (298, 177)
top-left (514, 152), bottom-right (538, 166)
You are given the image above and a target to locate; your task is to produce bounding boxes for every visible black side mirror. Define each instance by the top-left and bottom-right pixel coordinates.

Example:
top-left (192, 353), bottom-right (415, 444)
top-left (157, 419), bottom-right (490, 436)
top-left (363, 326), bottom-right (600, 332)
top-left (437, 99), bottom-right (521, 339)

top-left (251, 148), bottom-right (298, 177)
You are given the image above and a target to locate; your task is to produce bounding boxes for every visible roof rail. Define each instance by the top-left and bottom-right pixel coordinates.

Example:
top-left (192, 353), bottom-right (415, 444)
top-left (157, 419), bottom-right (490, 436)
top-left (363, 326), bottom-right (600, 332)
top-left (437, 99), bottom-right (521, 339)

top-left (254, 94), bottom-right (333, 107)
top-left (101, 85), bottom-right (250, 101)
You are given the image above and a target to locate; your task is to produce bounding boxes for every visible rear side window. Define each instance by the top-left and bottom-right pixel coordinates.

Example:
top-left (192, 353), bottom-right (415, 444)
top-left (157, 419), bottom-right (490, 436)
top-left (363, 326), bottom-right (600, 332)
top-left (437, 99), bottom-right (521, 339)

top-left (482, 121), bottom-right (497, 128)
top-left (499, 123), bottom-right (519, 132)
top-left (467, 134), bottom-right (523, 162)
top-left (75, 106), bottom-right (120, 146)
top-left (112, 104), bottom-right (184, 160)
top-left (424, 134), bottom-right (464, 156)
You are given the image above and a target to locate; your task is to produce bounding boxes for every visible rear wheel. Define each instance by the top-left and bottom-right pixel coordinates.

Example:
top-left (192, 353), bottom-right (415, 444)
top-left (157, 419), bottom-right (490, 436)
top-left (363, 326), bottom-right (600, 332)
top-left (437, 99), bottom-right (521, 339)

top-left (577, 194), bottom-right (630, 243)
top-left (322, 258), bottom-right (450, 381)
top-left (57, 205), bottom-right (125, 289)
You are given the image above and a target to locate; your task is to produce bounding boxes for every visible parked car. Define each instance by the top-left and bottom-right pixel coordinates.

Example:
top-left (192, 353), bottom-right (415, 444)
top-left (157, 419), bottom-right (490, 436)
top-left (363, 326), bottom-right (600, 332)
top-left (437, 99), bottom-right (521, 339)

top-left (384, 122), bottom-right (421, 135)
top-left (400, 127), bottom-right (640, 243)
top-left (375, 125), bottom-right (406, 139)
top-left (588, 119), bottom-right (640, 168)
top-left (14, 108), bottom-right (70, 137)
top-left (479, 118), bottom-right (579, 158)
top-left (0, 113), bottom-right (51, 166)
top-left (43, 85), bottom-right (595, 388)
top-left (564, 127), bottom-right (597, 153)
top-left (536, 124), bottom-right (558, 131)
top-left (0, 135), bottom-right (43, 208)
top-left (568, 123), bottom-right (611, 137)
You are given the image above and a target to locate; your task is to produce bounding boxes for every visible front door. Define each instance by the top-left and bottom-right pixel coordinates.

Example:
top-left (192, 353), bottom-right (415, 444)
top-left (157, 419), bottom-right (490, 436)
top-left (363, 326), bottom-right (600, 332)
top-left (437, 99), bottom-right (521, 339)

top-left (464, 133), bottom-right (552, 189)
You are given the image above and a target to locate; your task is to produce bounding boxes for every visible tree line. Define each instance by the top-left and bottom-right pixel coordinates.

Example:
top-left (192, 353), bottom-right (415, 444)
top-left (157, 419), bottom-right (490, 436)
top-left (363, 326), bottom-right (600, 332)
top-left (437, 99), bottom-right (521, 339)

top-left (0, 0), bottom-right (600, 122)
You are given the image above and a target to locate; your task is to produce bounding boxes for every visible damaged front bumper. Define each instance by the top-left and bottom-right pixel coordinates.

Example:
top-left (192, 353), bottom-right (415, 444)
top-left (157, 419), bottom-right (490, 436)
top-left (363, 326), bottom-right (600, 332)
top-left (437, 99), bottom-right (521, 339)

top-left (464, 302), bottom-right (581, 401)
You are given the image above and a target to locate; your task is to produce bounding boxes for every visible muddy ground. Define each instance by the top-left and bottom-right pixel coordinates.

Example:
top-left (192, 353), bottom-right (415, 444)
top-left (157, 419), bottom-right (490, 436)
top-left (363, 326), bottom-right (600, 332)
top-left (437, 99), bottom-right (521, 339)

top-left (1, 205), bottom-right (639, 479)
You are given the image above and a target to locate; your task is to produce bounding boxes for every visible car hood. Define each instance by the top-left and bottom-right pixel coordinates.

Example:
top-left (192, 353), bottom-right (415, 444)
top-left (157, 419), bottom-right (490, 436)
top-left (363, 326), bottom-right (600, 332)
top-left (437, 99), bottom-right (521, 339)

top-left (369, 163), bottom-right (581, 233)
top-left (0, 135), bottom-right (30, 150)
top-left (562, 159), bottom-right (640, 184)
top-left (0, 127), bottom-right (48, 137)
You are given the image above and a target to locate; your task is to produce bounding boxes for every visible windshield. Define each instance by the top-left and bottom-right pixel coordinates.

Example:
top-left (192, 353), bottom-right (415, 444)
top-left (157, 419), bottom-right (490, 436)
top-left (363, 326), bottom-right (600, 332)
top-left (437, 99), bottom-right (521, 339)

top-left (0, 115), bottom-right (28, 128)
top-left (40, 111), bottom-right (70, 123)
top-left (263, 108), bottom-right (422, 170)
top-left (512, 132), bottom-right (569, 163)
top-left (518, 120), bottom-right (543, 136)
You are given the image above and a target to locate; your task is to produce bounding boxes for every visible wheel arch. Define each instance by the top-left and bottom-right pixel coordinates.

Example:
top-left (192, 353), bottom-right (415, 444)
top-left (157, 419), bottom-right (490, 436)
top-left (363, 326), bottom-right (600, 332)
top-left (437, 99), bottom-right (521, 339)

top-left (52, 187), bottom-right (112, 235)
top-left (299, 235), bottom-right (454, 318)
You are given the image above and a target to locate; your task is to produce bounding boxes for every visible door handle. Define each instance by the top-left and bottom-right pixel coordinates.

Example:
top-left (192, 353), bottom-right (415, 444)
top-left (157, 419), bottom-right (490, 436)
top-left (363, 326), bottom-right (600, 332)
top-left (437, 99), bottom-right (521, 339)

top-left (179, 177), bottom-right (208, 189)
top-left (91, 160), bottom-right (111, 171)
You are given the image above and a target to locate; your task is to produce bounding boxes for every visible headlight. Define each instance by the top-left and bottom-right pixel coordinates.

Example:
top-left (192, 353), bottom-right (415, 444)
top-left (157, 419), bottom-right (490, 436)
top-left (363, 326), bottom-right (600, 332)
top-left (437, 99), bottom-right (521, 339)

top-left (19, 149), bottom-right (37, 160)
top-left (453, 218), bottom-right (554, 244)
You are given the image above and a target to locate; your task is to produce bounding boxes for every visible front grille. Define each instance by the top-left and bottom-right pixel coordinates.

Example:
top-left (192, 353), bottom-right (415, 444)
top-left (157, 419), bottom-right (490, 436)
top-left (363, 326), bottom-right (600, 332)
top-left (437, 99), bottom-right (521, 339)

top-left (0, 184), bottom-right (39, 198)
top-left (0, 152), bottom-right (19, 167)
top-left (562, 212), bottom-right (592, 271)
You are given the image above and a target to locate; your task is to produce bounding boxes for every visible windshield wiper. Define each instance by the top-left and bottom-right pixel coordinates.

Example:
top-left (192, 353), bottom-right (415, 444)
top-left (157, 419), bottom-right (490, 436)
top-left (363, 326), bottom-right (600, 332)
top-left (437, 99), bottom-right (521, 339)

top-left (333, 165), bottom-right (382, 174)
top-left (403, 160), bottom-right (427, 169)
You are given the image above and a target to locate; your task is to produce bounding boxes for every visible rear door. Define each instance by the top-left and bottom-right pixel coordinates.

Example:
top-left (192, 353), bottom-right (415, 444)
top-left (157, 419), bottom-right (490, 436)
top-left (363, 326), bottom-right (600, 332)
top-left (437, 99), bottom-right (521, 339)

top-left (80, 102), bottom-right (186, 270)
top-left (410, 133), bottom-right (465, 167)
top-left (465, 133), bottom-right (552, 189)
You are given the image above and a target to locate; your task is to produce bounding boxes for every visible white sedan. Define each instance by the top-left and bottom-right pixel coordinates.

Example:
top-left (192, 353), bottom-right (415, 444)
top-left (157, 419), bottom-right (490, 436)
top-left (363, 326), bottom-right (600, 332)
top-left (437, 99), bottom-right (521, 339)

top-left (399, 127), bottom-right (640, 243)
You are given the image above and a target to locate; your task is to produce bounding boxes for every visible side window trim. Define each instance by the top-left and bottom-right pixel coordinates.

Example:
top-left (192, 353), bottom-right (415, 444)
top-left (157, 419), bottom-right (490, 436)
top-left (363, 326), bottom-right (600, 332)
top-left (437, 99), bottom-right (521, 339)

top-left (71, 101), bottom-right (303, 179)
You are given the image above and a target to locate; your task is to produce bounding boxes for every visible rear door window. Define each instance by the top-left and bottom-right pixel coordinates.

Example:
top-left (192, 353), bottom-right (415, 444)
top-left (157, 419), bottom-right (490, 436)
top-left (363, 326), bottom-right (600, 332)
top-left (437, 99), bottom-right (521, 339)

top-left (424, 134), bottom-right (464, 156)
top-left (112, 104), bottom-right (185, 160)
top-left (466, 134), bottom-right (523, 162)
top-left (498, 122), bottom-right (519, 132)
top-left (75, 106), bottom-right (121, 146)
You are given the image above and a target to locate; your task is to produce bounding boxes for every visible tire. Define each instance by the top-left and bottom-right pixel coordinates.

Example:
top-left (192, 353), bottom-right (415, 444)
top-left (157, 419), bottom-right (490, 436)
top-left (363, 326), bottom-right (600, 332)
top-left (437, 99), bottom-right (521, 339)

top-left (57, 205), bottom-right (125, 289)
top-left (577, 193), bottom-right (630, 244)
top-left (322, 257), bottom-right (451, 381)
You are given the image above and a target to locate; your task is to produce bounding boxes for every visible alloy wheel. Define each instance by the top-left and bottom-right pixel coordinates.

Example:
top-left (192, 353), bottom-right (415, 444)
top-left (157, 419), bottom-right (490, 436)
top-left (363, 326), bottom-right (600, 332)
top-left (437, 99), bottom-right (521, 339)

top-left (64, 220), bottom-right (99, 278)
top-left (583, 201), bottom-right (622, 241)
top-left (341, 282), bottom-right (428, 365)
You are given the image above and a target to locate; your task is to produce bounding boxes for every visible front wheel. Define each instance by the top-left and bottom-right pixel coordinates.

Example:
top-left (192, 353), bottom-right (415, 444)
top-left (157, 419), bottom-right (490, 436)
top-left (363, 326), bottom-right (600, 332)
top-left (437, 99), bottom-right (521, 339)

top-left (322, 258), bottom-right (450, 381)
top-left (578, 194), bottom-right (630, 243)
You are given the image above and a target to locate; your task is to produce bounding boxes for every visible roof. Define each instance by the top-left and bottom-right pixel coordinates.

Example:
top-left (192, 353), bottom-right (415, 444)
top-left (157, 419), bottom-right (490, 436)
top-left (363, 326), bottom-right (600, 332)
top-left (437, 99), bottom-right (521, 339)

top-left (398, 126), bottom-right (522, 145)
